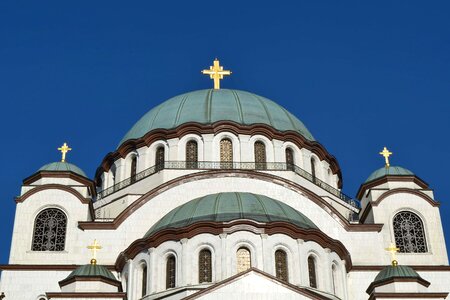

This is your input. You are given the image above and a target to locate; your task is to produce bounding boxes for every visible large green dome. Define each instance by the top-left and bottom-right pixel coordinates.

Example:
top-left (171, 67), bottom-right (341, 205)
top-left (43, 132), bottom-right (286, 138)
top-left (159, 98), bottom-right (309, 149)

top-left (145, 192), bottom-right (317, 237)
top-left (120, 89), bottom-right (315, 146)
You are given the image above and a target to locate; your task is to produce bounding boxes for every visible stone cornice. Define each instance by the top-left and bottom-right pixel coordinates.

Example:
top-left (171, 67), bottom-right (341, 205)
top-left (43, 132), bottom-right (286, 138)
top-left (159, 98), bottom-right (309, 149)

top-left (0, 264), bottom-right (116, 271)
top-left (351, 265), bottom-right (450, 271)
top-left (46, 292), bottom-right (127, 299)
top-left (356, 175), bottom-right (429, 200)
top-left (23, 171), bottom-right (96, 196)
top-left (95, 121), bottom-right (344, 188)
top-left (115, 219), bottom-right (353, 272)
top-left (366, 277), bottom-right (430, 294)
top-left (16, 184), bottom-right (92, 205)
top-left (368, 292), bottom-right (448, 299)
top-left (80, 170), bottom-right (382, 232)
top-left (58, 275), bottom-right (122, 290)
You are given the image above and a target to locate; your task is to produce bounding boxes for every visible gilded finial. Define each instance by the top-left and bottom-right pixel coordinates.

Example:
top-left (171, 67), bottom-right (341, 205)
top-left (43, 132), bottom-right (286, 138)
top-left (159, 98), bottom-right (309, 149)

top-left (87, 239), bottom-right (102, 265)
top-left (385, 242), bottom-right (400, 267)
top-left (201, 59), bottom-right (232, 90)
top-left (379, 146), bottom-right (392, 168)
top-left (58, 142), bottom-right (72, 163)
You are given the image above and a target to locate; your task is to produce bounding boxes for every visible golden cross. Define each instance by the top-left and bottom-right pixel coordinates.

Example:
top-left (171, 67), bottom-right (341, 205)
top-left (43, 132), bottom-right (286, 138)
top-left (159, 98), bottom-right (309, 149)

top-left (385, 242), bottom-right (400, 266)
top-left (379, 146), bottom-right (393, 168)
top-left (87, 239), bottom-right (102, 265)
top-left (201, 59), bottom-right (232, 90)
top-left (57, 142), bottom-right (72, 162)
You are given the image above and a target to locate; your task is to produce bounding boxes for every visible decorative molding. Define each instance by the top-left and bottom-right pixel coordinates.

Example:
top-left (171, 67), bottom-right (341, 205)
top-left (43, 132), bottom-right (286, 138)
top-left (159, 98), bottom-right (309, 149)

top-left (366, 276), bottom-right (430, 294)
top-left (372, 188), bottom-right (439, 207)
top-left (351, 265), bottom-right (450, 271)
top-left (357, 175), bottom-right (429, 200)
top-left (114, 219), bottom-right (353, 272)
top-left (46, 292), bottom-right (127, 299)
top-left (23, 171), bottom-right (96, 196)
top-left (58, 275), bottom-right (122, 290)
top-left (368, 292), bottom-right (448, 300)
top-left (94, 121), bottom-right (344, 188)
top-left (80, 170), bottom-right (382, 232)
top-left (16, 184), bottom-right (91, 205)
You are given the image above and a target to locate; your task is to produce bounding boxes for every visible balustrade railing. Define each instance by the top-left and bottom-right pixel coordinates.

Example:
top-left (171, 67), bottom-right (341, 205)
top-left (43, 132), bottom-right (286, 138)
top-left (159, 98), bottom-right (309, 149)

top-left (96, 161), bottom-right (359, 208)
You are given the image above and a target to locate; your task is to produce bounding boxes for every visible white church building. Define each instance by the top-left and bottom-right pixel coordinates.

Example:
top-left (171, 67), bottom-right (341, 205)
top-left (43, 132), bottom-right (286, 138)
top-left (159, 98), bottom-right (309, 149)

top-left (1, 60), bottom-right (450, 299)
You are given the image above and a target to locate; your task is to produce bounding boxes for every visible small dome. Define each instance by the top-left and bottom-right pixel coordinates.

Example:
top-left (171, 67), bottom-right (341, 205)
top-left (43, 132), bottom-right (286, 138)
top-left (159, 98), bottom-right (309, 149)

top-left (145, 192), bottom-right (317, 237)
top-left (63, 264), bottom-right (117, 282)
top-left (39, 161), bottom-right (87, 178)
top-left (373, 265), bottom-right (420, 283)
top-left (365, 166), bottom-right (414, 183)
top-left (120, 89), bottom-right (315, 147)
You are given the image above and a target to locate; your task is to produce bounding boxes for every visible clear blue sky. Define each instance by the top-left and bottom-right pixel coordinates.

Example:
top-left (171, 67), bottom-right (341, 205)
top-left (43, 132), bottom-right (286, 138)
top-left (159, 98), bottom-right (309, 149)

top-left (0, 1), bottom-right (449, 264)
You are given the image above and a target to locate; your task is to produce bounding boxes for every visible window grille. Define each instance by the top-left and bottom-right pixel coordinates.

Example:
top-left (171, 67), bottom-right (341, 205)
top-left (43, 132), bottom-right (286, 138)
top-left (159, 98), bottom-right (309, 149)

top-left (166, 255), bottom-right (176, 288)
top-left (186, 140), bottom-right (198, 169)
top-left (141, 265), bottom-right (147, 296)
top-left (31, 208), bottom-right (67, 251)
top-left (198, 249), bottom-right (212, 283)
top-left (275, 250), bottom-right (288, 282)
top-left (285, 148), bottom-right (294, 171)
top-left (308, 256), bottom-right (317, 288)
top-left (155, 147), bottom-right (165, 172)
top-left (393, 211), bottom-right (427, 253)
top-left (236, 247), bottom-right (251, 273)
top-left (220, 138), bottom-right (233, 169)
top-left (254, 141), bottom-right (266, 170)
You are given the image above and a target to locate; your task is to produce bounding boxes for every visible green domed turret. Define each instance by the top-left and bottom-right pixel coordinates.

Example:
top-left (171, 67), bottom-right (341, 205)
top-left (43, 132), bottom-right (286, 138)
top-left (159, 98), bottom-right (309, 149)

top-left (39, 161), bottom-right (87, 178)
top-left (120, 89), bottom-right (315, 146)
top-left (365, 166), bottom-right (414, 183)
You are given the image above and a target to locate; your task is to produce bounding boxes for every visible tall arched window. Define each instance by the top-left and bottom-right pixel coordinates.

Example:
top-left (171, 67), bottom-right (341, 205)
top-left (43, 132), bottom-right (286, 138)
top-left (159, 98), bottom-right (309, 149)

top-left (130, 156), bottom-right (137, 183)
top-left (254, 141), bottom-right (266, 170)
top-left (155, 146), bottom-right (165, 172)
top-left (393, 211), bottom-right (427, 253)
top-left (285, 148), bottom-right (294, 171)
top-left (186, 140), bottom-right (198, 169)
top-left (32, 208), bottom-right (67, 251)
top-left (331, 264), bottom-right (337, 295)
top-left (310, 157), bottom-right (316, 183)
top-left (308, 256), bottom-right (317, 288)
top-left (236, 247), bottom-right (251, 273)
top-left (275, 250), bottom-right (288, 282)
top-left (198, 249), bottom-right (212, 283)
top-left (141, 265), bottom-right (147, 297)
top-left (220, 138), bottom-right (233, 169)
top-left (166, 255), bottom-right (176, 289)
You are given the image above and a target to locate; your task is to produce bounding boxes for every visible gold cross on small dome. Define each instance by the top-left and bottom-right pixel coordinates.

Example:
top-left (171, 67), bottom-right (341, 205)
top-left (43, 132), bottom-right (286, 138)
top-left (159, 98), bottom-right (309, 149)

top-left (57, 142), bottom-right (72, 162)
top-left (201, 59), bottom-right (232, 90)
top-left (87, 239), bottom-right (102, 265)
top-left (379, 146), bottom-right (393, 168)
top-left (385, 242), bottom-right (400, 266)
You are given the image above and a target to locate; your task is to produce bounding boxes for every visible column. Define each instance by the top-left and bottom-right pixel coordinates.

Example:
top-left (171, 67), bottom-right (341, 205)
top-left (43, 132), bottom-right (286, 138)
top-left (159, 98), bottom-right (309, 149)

top-left (219, 233), bottom-right (227, 279)
top-left (180, 238), bottom-right (189, 286)
top-left (296, 239), bottom-right (307, 286)
top-left (148, 248), bottom-right (156, 294)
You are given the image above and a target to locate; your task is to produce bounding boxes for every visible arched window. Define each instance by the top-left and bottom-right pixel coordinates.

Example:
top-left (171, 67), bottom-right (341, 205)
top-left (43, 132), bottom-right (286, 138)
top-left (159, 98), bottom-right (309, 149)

top-left (130, 156), bottom-right (137, 183)
top-left (393, 211), bottom-right (427, 253)
top-left (32, 208), bottom-right (67, 251)
top-left (236, 247), bottom-right (251, 273)
top-left (331, 265), bottom-right (337, 295)
top-left (186, 140), bottom-right (198, 169)
top-left (141, 265), bottom-right (147, 297)
top-left (198, 249), bottom-right (212, 283)
top-left (308, 256), bottom-right (317, 288)
top-left (155, 146), bottom-right (165, 172)
top-left (254, 141), bottom-right (266, 170)
top-left (285, 148), bottom-right (294, 171)
top-left (166, 255), bottom-right (176, 289)
top-left (110, 165), bottom-right (117, 188)
top-left (220, 138), bottom-right (233, 169)
top-left (275, 250), bottom-right (288, 282)
top-left (310, 157), bottom-right (316, 183)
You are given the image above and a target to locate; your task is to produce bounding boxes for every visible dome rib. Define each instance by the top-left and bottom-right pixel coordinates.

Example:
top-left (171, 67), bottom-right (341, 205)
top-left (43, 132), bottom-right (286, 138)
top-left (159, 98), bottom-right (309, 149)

top-left (231, 90), bottom-right (245, 123)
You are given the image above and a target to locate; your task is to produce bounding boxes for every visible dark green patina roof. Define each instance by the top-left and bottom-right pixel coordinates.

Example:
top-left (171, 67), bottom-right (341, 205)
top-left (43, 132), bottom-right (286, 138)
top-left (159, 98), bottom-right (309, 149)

top-left (120, 89), bottom-right (315, 147)
top-left (64, 264), bottom-right (117, 281)
top-left (39, 161), bottom-right (87, 178)
top-left (145, 192), bottom-right (317, 237)
top-left (365, 166), bottom-right (414, 183)
top-left (373, 265), bottom-right (420, 283)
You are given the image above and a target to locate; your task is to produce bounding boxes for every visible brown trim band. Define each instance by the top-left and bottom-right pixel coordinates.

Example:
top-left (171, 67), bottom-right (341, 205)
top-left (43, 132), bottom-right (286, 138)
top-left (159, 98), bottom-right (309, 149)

top-left (351, 265), bottom-right (450, 271)
top-left (115, 219), bottom-right (353, 272)
top-left (59, 276), bottom-right (122, 290)
top-left (23, 171), bottom-right (96, 196)
top-left (16, 184), bottom-right (91, 204)
top-left (46, 292), bottom-right (126, 299)
top-left (368, 293), bottom-right (449, 299)
top-left (95, 121), bottom-right (344, 188)
top-left (0, 264), bottom-right (116, 271)
top-left (372, 188), bottom-right (439, 207)
top-left (366, 277), bottom-right (430, 294)
top-left (80, 170), bottom-right (382, 232)
top-left (357, 175), bottom-right (429, 200)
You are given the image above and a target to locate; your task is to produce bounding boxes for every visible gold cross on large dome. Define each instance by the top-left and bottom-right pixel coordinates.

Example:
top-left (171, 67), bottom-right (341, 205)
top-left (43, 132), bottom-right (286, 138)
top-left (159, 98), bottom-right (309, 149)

top-left (201, 59), bottom-right (232, 90)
